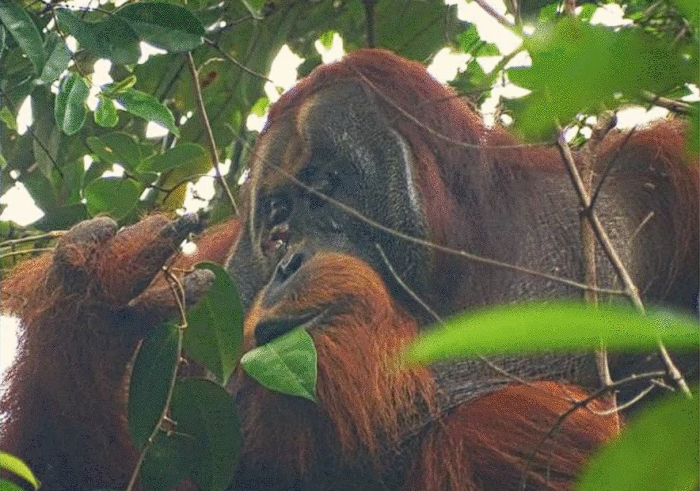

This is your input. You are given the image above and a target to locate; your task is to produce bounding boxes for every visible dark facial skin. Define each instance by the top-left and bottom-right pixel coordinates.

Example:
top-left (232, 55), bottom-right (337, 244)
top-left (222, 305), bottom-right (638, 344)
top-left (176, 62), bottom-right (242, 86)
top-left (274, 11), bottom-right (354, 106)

top-left (227, 81), bottom-right (430, 330)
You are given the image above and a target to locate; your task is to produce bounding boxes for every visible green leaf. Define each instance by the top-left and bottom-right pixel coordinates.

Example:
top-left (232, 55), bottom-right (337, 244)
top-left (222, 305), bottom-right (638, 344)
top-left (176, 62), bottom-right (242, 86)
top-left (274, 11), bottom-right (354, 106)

top-left (319, 30), bottom-right (335, 49)
top-left (474, 42), bottom-right (500, 56)
top-left (55, 8), bottom-right (140, 65)
top-left (86, 132), bottom-right (140, 171)
top-left (575, 391), bottom-right (699, 491)
top-left (140, 430), bottom-right (195, 491)
top-left (449, 59), bottom-right (487, 95)
top-left (102, 75), bottom-right (137, 96)
top-left (241, 327), bottom-right (318, 402)
top-left (54, 73), bottom-right (89, 136)
top-left (31, 89), bottom-right (62, 177)
top-left (37, 33), bottom-right (71, 85)
top-left (404, 302), bottom-right (699, 365)
top-left (171, 379), bottom-right (241, 491)
top-left (0, 452), bottom-right (39, 490)
top-left (184, 263), bottom-right (244, 386)
top-left (139, 143), bottom-right (210, 210)
top-left (240, 0), bottom-right (266, 16)
top-left (128, 322), bottom-right (180, 449)
top-left (139, 143), bottom-right (207, 174)
top-left (116, 88), bottom-right (179, 135)
top-left (456, 25), bottom-right (480, 52)
top-left (0, 0), bottom-right (44, 73)
top-left (82, 159), bottom-right (113, 189)
top-left (577, 3), bottom-right (598, 22)
top-left (1, 479), bottom-right (27, 491)
top-left (0, 106), bottom-right (17, 130)
top-left (373, 1), bottom-right (464, 61)
top-left (116, 2), bottom-right (205, 53)
top-left (456, 25), bottom-right (502, 61)
top-left (250, 96), bottom-right (270, 117)
top-left (94, 96), bottom-right (119, 128)
top-left (507, 18), bottom-right (698, 139)
top-left (670, 0), bottom-right (699, 32)
top-left (84, 176), bottom-right (141, 220)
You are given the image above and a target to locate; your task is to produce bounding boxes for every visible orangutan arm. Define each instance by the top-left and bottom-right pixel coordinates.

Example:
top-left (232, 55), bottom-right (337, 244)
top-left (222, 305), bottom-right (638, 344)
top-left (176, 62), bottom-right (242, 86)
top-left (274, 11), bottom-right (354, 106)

top-left (0, 215), bottom-right (239, 491)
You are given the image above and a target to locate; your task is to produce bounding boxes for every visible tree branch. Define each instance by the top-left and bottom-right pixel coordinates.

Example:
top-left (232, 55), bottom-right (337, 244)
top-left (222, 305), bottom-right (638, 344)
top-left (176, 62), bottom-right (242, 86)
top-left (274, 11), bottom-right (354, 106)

top-left (579, 113), bottom-right (616, 403)
top-left (185, 52), bottom-right (238, 215)
top-left (556, 128), bottom-right (691, 397)
top-left (641, 90), bottom-right (692, 115)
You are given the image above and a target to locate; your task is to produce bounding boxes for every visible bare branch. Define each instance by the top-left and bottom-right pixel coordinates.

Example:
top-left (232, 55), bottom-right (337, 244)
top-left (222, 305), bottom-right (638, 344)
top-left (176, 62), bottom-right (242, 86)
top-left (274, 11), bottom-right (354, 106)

top-left (185, 52), bottom-right (238, 215)
top-left (590, 383), bottom-right (657, 416)
top-left (641, 90), bottom-right (692, 115)
top-left (0, 231), bottom-right (66, 248)
top-left (578, 113), bottom-right (617, 405)
top-left (0, 248), bottom-right (55, 260)
top-left (589, 125), bottom-right (637, 210)
top-left (470, 0), bottom-right (515, 30)
top-left (203, 39), bottom-right (274, 83)
top-left (556, 128), bottom-right (691, 397)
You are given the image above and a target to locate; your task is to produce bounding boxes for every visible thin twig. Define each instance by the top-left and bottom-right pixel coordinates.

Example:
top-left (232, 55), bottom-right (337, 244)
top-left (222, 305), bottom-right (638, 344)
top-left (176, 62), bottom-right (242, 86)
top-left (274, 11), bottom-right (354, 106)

top-left (590, 383), bottom-right (657, 416)
top-left (375, 243), bottom-right (576, 399)
top-left (0, 231), bottom-right (66, 248)
top-left (0, 88), bottom-right (63, 177)
top-left (627, 211), bottom-right (655, 246)
top-left (203, 39), bottom-right (274, 83)
top-left (555, 129), bottom-right (691, 397)
top-left (394, 47), bottom-right (525, 123)
top-left (348, 65), bottom-right (552, 150)
top-left (125, 269), bottom-right (188, 491)
top-left (0, 248), bottom-right (55, 259)
top-left (579, 114), bottom-right (616, 403)
top-left (50, 8), bottom-right (88, 79)
top-left (256, 145), bottom-right (624, 294)
top-left (185, 52), bottom-right (238, 215)
top-left (519, 370), bottom-right (667, 490)
top-left (641, 90), bottom-right (692, 114)
top-left (589, 125), bottom-right (637, 210)
top-left (557, 130), bottom-right (644, 309)
top-left (471, 0), bottom-right (515, 30)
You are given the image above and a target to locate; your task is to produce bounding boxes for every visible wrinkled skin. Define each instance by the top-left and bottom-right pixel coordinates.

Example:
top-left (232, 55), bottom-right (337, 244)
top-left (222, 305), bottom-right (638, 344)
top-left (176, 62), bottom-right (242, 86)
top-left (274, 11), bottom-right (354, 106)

top-left (228, 81), bottom-right (431, 314)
